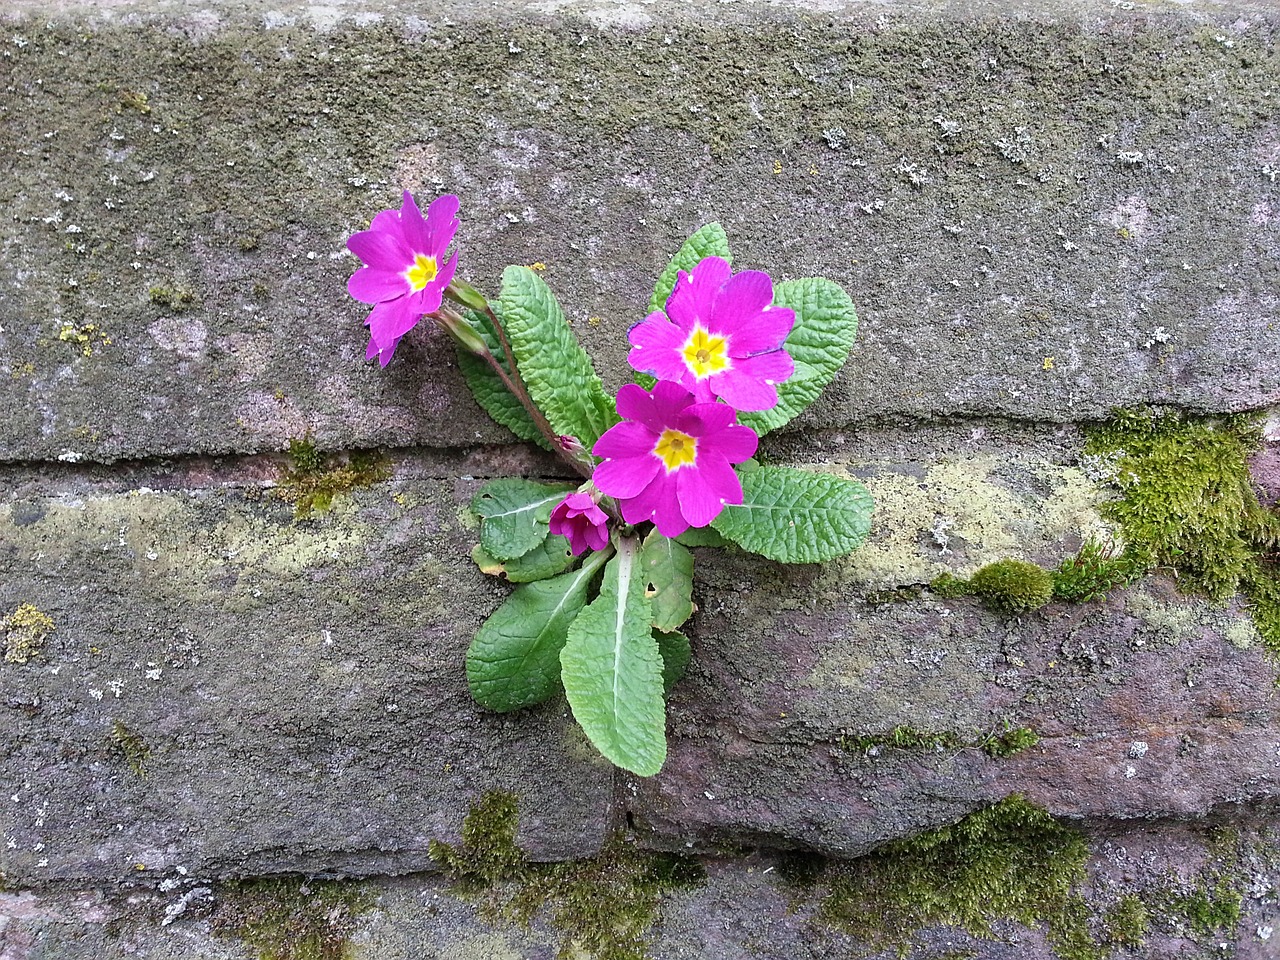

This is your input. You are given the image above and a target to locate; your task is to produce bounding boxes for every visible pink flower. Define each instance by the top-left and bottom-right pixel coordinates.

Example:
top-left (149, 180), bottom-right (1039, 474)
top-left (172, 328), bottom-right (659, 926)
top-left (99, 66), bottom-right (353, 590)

top-left (628, 256), bottom-right (795, 412)
top-left (347, 191), bottom-right (460, 367)
top-left (591, 381), bottom-right (758, 538)
top-left (549, 493), bottom-right (610, 556)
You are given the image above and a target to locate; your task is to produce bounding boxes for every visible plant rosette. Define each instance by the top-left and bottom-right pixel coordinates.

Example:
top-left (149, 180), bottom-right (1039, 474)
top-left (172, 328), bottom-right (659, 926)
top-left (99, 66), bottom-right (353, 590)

top-left (346, 194), bottom-right (874, 776)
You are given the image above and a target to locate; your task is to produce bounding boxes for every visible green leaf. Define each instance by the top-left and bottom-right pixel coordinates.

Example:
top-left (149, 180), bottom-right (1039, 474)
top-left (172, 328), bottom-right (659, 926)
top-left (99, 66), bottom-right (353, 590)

top-left (471, 537), bottom-right (576, 584)
top-left (654, 629), bottom-right (691, 694)
top-left (648, 222), bottom-right (732, 315)
top-left (673, 526), bottom-right (729, 549)
top-left (499, 267), bottom-right (618, 449)
top-left (466, 550), bottom-right (610, 712)
top-left (560, 536), bottom-right (667, 776)
top-left (472, 478), bottom-right (575, 561)
top-left (738, 278), bottom-right (858, 437)
top-left (639, 529), bottom-right (695, 632)
top-left (711, 466), bottom-right (874, 563)
top-left (456, 307), bottom-right (552, 451)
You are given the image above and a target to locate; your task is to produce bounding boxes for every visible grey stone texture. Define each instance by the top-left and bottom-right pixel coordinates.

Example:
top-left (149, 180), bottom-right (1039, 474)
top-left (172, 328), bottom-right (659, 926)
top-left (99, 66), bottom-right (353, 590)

top-left (3, 1), bottom-right (1280, 959)
top-left (2, 0), bottom-right (1280, 463)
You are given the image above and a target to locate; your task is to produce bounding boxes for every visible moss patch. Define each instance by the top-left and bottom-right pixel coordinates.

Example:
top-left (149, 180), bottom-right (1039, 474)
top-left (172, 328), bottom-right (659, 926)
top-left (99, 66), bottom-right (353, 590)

top-left (431, 792), bottom-right (704, 960)
top-left (108, 720), bottom-right (150, 777)
top-left (277, 436), bottom-right (392, 519)
top-left (840, 724), bottom-right (1040, 759)
top-left (210, 877), bottom-right (373, 960)
top-left (1085, 410), bottom-right (1280, 659)
top-left (930, 558), bottom-right (1055, 615)
top-left (1052, 538), bottom-right (1148, 603)
top-left (1101, 894), bottom-right (1148, 948)
top-left (809, 796), bottom-right (1100, 960)
top-left (3, 603), bottom-right (54, 664)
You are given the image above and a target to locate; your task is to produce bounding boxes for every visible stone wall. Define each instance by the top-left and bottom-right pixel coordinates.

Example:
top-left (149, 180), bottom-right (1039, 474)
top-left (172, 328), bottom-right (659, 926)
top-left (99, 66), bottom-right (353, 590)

top-left (2, 1), bottom-right (1279, 958)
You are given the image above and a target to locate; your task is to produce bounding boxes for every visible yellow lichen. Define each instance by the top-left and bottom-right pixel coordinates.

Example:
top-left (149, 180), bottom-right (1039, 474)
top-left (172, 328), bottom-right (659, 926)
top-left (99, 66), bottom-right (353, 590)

top-left (58, 322), bottom-right (111, 357)
top-left (4, 604), bottom-right (54, 664)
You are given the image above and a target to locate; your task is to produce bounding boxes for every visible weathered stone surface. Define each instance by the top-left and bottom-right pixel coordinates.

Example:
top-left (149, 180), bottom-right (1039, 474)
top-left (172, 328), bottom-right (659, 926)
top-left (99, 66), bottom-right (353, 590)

top-left (3, 0), bottom-right (1280, 463)
top-left (0, 467), bottom-right (614, 887)
top-left (2, 817), bottom-right (1278, 959)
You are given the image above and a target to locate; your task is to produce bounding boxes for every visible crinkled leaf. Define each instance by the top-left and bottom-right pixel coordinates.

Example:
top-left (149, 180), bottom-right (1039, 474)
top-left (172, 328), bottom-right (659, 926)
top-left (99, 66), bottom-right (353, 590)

top-left (648, 223), bottom-right (732, 314)
top-left (466, 551), bottom-right (609, 712)
top-left (560, 535), bottom-right (667, 776)
top-left (639, 529), bottom-right (695, 632)
top-left (457, 307), bottom-right (553, 451)
top-left (711, 466), bottom-right (874, 564)
top-left (471, 537), bottom-right (576, 584)
top-left (738, 278), bottom-right (858, 437)
top-left (500, 266), bottom-right (618, 449)
top-left (654, 629), bottom-right (691, 694)
top-left (472, 478), bottom-right (575, 561)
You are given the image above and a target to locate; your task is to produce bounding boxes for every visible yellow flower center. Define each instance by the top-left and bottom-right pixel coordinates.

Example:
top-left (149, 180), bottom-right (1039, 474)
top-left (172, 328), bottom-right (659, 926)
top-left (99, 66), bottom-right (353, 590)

top-left (681, 326), bottom-right (730, 379)
top-left (405, 253), bottom-right (439, 292)
top-left (653, 429), bottom-right (698, 473)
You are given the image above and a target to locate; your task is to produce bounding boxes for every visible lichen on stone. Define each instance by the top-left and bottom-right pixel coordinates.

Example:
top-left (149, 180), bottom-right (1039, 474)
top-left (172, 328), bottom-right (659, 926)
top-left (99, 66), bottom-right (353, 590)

top-left (4, 603), bottom-right (54, 664)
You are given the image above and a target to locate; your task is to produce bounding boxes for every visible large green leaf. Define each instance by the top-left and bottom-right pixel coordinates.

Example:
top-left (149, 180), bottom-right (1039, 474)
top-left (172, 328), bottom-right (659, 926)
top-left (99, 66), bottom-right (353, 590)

top-left (648, 223), bottom-right (732, 315)
top-left (456, 307), bottom-right (552, 451)
top-left (466, 550), bottom-right (610, 712)
top-left (738, 278), bottom-right (858, 437)
top-left (472, 478), bottom-right (575, 561)
top-left (560, 536), bottom-right (667, 776)
top-left (471, 537), bottom-right (576, 584)
top-left (711, 466), bottom-right (874, 563)
top-left (639, 529), bottom-right (695, 632)
top-left (499, 267), bottom-right (618, 449)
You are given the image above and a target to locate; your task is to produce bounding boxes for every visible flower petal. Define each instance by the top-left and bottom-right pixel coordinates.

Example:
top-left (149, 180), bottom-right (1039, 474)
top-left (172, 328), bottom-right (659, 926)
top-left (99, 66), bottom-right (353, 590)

top-left (593, 454), bottom-right (661, 499)
top-left (665, 256), bottom-right (731, 328)
top-left (649, 380), bottom-right (698, 423)
top-left (708, 270), bottom-right (774, 333)
top-left (423, 194), bottom-right (461, 252)
top-left (628, 312), bottom-right (691, 381)
top-left (347, 224), bottom-right (412, 272)
top-left (707, 369), bottom-right (778, 412)
top-left (697, 423), bottom-right (759, 464)
top-left (676, 465), bottom-right (726, 529)
top-left (348, 267), bottom-right (412, 304)
top-left (620, 474), bottom-right (687, 538)
top-left (398, 191), bottom-right (432, 252)
top-left (675, 401), bottom-right (737, 437)
top-left (366, 296), bottom-right (425, 346)
top-left (726, 307), bottom-right (796, 356)
top-left (593, 420), bottom-right (657, 460)
top-left (693, 454), bottom-right (745, 505)
top-left (614, 383), bottom-right (662, 429)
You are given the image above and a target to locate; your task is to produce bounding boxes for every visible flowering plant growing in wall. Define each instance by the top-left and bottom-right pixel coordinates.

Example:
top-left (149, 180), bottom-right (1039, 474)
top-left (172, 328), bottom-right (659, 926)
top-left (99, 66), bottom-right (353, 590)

top-left (347, 192), bottom-right (873, 775)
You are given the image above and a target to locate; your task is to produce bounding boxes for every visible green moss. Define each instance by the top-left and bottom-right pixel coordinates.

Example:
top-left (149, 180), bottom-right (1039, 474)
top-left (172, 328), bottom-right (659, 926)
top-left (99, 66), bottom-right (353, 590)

top-left (432, 792), bottom-right (704, 960)
top-left (147, 284), bottom-right (198, 311)
top-left (811, 796), bottom-right (1100, 960)
top-left (278, 436), bottom-right (392, 518)
top-left (1052, 539), bottom-right (1148, 603)
top-left (969, 559), bottom-right (1055, 615)
top-left (1102, 894), bottom-right (1148, 948)
top-left (1086, 410), bottom-right (1280, 659)
top-left (841, 724), bottom-right (1039, 759)
top-left (210, 877), bottom-right (373, 960)
top-left (929, 573), bottom-right (973, 599)
top-left (108, 720), bottom-right (150, 777)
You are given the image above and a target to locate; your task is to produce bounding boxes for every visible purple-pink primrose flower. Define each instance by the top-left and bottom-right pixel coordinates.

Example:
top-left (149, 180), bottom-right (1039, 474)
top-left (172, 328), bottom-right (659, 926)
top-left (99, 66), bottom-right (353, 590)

top-left (549, 493), bottom-right (611, 556)
top-left (591, 380), bottom-right (758, 539)
top-left (347, 191), bottom-right (460, 367)
top-left (627, 256), bottom-right (796, 412)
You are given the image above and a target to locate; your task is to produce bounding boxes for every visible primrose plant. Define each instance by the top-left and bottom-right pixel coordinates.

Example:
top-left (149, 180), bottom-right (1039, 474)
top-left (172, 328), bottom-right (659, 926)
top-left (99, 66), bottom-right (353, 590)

top-left (346, 192), bottom-right (874, 776)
